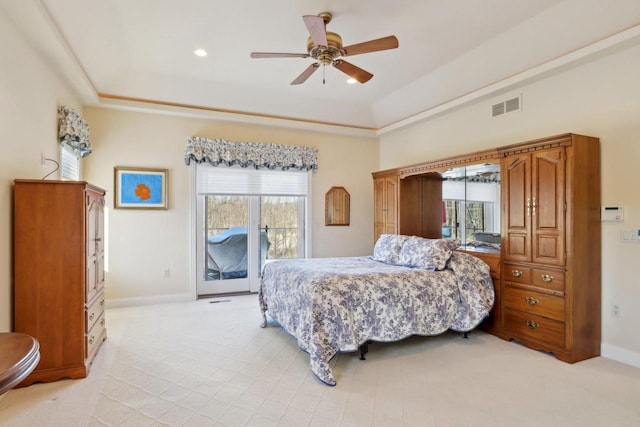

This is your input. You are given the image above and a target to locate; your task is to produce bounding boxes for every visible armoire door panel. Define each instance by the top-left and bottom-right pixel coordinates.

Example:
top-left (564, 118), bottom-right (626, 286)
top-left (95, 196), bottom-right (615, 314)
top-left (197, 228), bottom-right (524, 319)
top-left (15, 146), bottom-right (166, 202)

top-left (535, 155), bottom-right (560, 229)
top-left (374, 179), bottom-right (385, 228)
top-left (87, 261), bottom-right (98, 301)
top-left (373, 176), bottom-right (398, 242)
top-left (384, 178), bottom-right (397, 229)
top-left (504, 154), bottom-right (531, 261)
top-left (532, 148), bottom-right (565, 266)
top-left (505, 157), bottom-right (529, 229)
top-left (535, 235), bottom-right (560, 261)
top-left (507, 233), bottom-right (528, 259)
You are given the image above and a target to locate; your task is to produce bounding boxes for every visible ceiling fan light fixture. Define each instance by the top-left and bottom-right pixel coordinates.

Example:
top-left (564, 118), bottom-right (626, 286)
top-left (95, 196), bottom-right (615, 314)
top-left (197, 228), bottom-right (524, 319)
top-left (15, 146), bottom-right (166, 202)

top-left (346, 78), bottom-right (357, 84)
top-left (250, 11), bottom-right (398, 85)
top-left (194, 49), bottom-right (208, 57)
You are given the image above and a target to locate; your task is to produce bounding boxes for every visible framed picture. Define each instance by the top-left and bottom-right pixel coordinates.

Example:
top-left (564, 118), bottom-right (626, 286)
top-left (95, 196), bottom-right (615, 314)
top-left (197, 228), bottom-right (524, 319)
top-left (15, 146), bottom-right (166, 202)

top-left (114, 166), bottom-right (168, 210)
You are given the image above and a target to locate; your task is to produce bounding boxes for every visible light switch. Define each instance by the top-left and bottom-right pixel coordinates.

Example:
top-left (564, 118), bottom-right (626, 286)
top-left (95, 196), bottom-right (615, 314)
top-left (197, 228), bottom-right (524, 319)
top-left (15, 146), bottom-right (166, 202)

top-left (621, 230), bottom-right (640, 242)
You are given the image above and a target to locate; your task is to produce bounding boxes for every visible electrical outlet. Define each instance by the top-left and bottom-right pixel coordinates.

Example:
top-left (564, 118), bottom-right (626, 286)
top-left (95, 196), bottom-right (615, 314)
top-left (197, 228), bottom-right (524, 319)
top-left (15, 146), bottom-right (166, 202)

top-left (41, 153), bottom-right (47, 168)
top-left (163, 268), bottom-right (170, 278)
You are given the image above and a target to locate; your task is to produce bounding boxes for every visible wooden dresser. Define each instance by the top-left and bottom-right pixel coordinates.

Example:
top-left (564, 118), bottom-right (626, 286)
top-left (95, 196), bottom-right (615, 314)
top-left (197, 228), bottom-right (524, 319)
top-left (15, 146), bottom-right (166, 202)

top-left (371, 133), bottom-right (601, 363)
top-left (14, 180), bottom-right (107, 386)
top-left (499, 134), bottom-right (601, 362)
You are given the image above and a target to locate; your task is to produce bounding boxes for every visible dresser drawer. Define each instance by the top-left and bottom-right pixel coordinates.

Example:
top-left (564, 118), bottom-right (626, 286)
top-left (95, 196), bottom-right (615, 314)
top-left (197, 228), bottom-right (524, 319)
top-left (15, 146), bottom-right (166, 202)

top-left (504, 308), bottom-right (565, 348)
top-left (503, 287), bottom-right (565, 321)
top-left (86, 292), bottom-right (105, 331)
top-left (86, 313), bottom-right (105, 359)
top-left (532, 268), bottom-right (565, 294)
top-left (503, 264), bottom-right (531, 284)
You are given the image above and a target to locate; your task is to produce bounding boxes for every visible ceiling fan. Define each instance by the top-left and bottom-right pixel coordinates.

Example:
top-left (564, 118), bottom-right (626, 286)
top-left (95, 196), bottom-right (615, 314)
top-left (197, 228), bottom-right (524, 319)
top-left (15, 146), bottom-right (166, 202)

top-left (250, 12), bottom-right (399, 85)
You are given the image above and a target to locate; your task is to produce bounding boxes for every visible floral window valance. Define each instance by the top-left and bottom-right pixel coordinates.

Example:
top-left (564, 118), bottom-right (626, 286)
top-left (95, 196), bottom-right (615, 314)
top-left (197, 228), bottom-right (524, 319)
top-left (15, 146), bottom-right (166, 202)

top-left (58, 106), bottom-right (92, 158)
top-left (184, 137), bottom-right (318, 171)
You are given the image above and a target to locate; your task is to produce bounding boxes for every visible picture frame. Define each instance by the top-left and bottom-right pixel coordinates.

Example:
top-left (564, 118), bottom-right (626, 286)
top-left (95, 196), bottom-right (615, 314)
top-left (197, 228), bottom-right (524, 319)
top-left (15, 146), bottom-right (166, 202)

top-left (114, 166), bottom-right (168, 210)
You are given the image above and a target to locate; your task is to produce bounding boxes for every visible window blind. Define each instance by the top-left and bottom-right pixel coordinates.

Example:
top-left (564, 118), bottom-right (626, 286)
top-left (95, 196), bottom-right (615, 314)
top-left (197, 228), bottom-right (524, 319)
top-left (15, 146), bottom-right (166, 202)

top-left (196, 164), bottom-right (309, 196)
top-left (60, 146), bottom-right (80, 180)
top-left (442, 180), bottom-right (465, 200)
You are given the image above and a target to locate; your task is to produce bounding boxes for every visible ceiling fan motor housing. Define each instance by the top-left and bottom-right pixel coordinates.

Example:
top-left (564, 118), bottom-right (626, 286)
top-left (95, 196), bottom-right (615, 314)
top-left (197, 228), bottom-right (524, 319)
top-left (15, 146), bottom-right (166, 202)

top-left (307, 32), bottom-right (343, 65)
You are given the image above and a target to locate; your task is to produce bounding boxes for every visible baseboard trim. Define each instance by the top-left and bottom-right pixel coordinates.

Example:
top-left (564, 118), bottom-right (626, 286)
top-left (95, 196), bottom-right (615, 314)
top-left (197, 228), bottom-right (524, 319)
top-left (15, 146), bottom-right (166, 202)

top-left (105, 293), bottom-right (193, 308)
top-left (601, 343), bottom-right (640, 368)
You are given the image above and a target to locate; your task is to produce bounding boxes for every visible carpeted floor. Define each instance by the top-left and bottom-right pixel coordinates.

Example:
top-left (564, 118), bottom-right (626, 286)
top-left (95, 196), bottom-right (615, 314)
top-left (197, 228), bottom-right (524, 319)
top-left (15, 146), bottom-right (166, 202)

top-left (1, 294), bottom-right (639, 426)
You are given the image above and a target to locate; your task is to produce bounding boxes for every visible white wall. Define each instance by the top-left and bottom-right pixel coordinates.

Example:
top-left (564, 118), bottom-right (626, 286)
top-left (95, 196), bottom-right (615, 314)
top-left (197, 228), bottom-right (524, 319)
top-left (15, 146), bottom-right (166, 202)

top-left (379, 40), bottom-right (640, 366)
top-left (0, 8), bottom-right (84, 331)
top-left (82, 108), bottom-right (378, 304)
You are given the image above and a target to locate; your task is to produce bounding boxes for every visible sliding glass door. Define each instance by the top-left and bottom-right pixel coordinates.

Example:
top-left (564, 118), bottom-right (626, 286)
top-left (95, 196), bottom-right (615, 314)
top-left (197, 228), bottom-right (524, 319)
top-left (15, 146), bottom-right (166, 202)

top-left (197, 195), bottom-right (251, 295)
top-left (195, 165), bottom-right (309, 297)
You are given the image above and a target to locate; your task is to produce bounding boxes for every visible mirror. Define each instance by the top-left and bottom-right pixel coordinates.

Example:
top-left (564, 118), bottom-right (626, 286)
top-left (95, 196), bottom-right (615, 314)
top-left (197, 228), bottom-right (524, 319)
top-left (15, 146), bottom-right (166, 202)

top-left (325, 186), bottom-right (350, 226)
top-left (441, 163), bottom-right (500, 251)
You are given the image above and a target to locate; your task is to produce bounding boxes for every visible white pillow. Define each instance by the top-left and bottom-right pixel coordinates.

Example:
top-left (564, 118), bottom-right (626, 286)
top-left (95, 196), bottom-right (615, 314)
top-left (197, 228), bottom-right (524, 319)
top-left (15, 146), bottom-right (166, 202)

top-left (372, 234), bottom-right (411, 264)
top-left (398, 237), bottom-right (460, 270)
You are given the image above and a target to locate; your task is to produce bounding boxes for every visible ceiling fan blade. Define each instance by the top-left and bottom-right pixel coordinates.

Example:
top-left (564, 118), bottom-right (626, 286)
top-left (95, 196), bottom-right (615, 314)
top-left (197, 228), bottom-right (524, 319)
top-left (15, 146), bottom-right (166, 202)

top-left (333, 60), bottom-right (373, 83)
top-left (303, 15), bottom-right (328, 47)
top-left (250, 52), bottom-right (309, 59)
top-left (342, 35), bottom-right (399, 56)
top-left (291, 63), bottom-right (320, 85)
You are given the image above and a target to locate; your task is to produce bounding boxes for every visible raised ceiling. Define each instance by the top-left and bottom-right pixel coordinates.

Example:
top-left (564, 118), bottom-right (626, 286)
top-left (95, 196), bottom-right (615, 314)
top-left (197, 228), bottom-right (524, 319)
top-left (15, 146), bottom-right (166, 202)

top-left (5, 0), bottom-right (640, 132)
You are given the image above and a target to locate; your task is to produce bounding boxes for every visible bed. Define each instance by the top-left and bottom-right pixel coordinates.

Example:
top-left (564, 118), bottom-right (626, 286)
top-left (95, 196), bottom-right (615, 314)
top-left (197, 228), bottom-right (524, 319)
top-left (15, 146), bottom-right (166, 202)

top-left (259, 234), bottom-right (495, 385)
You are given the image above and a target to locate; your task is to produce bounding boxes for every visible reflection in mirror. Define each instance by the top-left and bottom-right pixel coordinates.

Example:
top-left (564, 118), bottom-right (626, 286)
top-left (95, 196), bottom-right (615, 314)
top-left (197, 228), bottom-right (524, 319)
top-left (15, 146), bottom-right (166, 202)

top-left (441, 163), bottom-right (500, 251)
top-left (325, 186), bottom-right (350, 226)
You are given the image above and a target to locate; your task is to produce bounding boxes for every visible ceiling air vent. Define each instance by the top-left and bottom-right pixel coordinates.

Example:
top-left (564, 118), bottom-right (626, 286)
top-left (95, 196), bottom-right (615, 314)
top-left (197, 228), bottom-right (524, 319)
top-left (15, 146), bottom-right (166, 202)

top-left (491, 95), bottom-right (521, 118)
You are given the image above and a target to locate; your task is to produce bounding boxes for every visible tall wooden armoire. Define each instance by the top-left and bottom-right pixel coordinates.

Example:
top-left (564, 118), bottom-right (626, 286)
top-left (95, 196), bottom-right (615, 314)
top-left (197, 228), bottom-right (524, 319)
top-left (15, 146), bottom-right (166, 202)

top-left (13, 180), bottom-right (107, 385)
top-left (499, 134), bottom-right (601, 362)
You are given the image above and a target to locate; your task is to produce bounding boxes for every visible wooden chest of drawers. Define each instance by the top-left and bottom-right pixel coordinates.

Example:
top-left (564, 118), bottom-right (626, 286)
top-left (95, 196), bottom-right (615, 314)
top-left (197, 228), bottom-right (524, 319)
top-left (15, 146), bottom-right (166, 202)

top-left (502, 261), bottom-right (573, 359)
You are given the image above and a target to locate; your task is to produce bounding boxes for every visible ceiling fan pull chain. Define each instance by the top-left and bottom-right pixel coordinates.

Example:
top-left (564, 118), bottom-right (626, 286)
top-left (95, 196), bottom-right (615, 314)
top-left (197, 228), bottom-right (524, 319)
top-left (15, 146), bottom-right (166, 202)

top-left (323, 65), bottom-right (326, 85)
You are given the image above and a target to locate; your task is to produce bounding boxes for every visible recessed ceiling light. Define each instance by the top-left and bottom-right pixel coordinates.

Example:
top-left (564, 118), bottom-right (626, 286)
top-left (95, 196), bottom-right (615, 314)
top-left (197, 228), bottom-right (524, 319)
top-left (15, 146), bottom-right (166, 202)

top-left (194, 49), bottom-right (208, 57)
top-left (346, 78), bottom-right (357, 84)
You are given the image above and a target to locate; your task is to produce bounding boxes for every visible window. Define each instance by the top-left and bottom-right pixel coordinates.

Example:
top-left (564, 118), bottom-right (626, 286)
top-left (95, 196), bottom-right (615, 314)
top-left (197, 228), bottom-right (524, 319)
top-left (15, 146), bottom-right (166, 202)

top-left (60, 146), bottom-right (80, 180)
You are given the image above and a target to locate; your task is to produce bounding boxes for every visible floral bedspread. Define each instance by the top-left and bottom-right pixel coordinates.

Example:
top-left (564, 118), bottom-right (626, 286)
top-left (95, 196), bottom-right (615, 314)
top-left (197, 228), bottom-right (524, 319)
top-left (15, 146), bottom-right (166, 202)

top-left (259, 251), bottom-right (494, 385)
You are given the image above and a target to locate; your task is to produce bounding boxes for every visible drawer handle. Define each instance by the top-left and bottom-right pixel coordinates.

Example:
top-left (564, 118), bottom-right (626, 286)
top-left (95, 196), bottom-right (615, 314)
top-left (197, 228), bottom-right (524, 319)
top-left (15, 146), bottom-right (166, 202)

top-left (100, 318), bottom-right (105, 327)
top-left (89, 335), bottom-right (95, 345)
top-left (541, 274), bottom-right (554, 282)
top-left (525, 320), bottom-right (539, 329)
top-left (511, 269), bottom-right (523, 277)
top-left (100, 299), bottom-right (105, 306)
top-left (524, 296), bottom-right (539, 306)
top-left (89, 313), bottom-right (95, 321)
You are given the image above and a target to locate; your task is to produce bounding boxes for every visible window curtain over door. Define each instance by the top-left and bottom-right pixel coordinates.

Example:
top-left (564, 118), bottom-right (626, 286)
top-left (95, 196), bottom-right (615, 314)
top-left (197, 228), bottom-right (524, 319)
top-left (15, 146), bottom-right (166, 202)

top-left (184, 137), bottom-right (318, 172)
